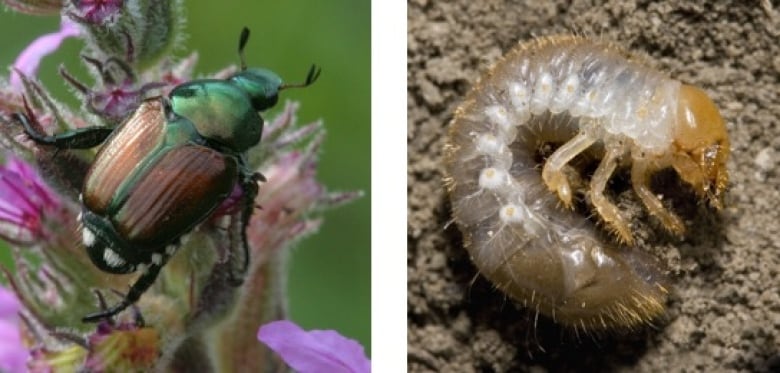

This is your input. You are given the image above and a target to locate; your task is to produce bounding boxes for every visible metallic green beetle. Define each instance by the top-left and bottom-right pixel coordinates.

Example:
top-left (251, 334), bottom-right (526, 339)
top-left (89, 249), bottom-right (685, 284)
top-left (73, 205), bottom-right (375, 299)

top-left (15, 28), bottom-right (320, 322)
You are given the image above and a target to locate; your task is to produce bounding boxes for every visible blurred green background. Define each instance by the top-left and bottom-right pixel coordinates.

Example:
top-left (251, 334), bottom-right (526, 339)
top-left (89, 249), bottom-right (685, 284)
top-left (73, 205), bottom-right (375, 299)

top-left (0, 0), bottom-right (370, 353)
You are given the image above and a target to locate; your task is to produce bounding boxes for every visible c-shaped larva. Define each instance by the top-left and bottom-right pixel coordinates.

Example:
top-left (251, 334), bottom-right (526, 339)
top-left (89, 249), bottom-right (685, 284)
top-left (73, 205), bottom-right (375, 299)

top-left (444, 35), bottom-right (729, 330)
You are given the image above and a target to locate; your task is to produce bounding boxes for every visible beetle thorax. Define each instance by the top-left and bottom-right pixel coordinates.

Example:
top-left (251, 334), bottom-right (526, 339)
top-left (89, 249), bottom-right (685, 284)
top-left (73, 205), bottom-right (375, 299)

top-left (169, 80), bottom-right (263, 152)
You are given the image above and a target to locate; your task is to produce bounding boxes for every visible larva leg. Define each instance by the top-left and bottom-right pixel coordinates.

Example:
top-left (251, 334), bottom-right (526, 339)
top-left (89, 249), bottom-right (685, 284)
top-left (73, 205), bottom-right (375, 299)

top-left (589, 145), bottom-right (634, 245)
top-left (542, 132), bottom-right (595, 208)
top-left (632, 159), bottom-right (686, 236)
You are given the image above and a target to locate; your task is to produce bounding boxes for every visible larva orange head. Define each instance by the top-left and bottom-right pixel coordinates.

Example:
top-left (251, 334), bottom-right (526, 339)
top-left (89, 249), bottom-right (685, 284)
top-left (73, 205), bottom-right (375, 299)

top-left (673, 84), bottom-right (730, 209)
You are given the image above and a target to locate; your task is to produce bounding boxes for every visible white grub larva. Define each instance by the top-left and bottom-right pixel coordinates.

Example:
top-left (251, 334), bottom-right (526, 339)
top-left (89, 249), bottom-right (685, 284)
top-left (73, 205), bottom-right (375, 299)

top-left (444, 36), bottom-right (730, 331)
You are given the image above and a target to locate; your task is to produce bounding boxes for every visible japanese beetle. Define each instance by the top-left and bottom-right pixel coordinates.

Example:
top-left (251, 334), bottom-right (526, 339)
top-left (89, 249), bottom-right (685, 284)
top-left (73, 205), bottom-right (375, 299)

top-left (15, 28), bottom-right (320, 322)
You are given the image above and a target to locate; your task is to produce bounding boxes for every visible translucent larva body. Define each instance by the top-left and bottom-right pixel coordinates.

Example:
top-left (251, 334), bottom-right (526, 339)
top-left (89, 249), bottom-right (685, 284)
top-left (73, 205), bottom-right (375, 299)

top-left (444, 36), bottom-right (729, 330)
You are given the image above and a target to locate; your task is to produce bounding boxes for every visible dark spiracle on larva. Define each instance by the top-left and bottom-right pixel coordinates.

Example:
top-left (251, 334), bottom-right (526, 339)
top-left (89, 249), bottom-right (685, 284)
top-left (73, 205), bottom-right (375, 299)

top-left (443, 35), bottom-right (730, 331)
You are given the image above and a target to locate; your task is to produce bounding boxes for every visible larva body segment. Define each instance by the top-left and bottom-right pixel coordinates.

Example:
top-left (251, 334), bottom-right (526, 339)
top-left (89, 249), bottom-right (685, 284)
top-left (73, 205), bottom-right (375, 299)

top-left (444, 36), bottom-right (729, 330)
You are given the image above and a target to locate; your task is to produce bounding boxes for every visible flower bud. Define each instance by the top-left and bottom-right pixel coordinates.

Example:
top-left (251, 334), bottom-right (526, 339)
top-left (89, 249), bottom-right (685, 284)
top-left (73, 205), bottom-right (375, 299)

top-left (65, 0), bottom-right (185, 69)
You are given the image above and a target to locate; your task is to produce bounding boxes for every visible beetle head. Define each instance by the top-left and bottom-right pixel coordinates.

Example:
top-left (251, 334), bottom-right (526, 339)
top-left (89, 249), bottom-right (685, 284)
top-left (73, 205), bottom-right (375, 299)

top-left (230, 28), bottom-right (320, 112)
top-left (230, 68), bottom-right (283, 111)
top-left (673, 84), bottom-right (730, 209)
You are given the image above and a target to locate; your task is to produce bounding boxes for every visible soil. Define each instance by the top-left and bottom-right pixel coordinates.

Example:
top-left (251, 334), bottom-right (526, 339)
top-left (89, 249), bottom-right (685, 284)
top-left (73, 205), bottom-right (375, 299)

top-left (407, 1), bottom-right (780, 372)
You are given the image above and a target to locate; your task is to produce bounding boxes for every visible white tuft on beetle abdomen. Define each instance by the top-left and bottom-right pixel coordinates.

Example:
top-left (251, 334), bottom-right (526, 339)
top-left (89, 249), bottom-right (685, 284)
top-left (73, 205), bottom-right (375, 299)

top-left (444, 36), bottom-right (683, 331)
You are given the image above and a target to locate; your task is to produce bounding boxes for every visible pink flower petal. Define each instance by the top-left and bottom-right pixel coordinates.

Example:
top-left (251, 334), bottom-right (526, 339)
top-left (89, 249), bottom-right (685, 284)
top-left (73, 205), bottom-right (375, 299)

top-left (0, 155), bottom-right (61, 242)
top-left (0, 287), bottom-right (29, 373)
top-left (73, 0), bottom-right (123, 24)
top-left (0, 285), bottom-right (22, 317)
top-left (10, 16), bottom-right (80, 91)
top-left (258, 320), bottom-right (370, 373)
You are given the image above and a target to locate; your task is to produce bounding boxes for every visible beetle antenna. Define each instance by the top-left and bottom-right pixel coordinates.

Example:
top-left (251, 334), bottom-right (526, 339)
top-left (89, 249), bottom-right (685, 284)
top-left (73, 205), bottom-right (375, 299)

top-left (280, 64), bottom-right (321, 90)
top-left (238, 27), bottom-right (250, 71)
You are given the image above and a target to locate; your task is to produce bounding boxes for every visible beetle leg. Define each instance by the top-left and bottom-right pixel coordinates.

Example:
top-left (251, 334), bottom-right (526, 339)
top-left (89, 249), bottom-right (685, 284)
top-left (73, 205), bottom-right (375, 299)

top-left (542, 131), bottom-right (596, 208)
top-left (14, 112), bottom-right (114, 149)
top-left (91, 290), bottom-right (116, 327)
top-left (225, 171), bottom-right (260, 285)
top-left (589, 144), bottom-right (634, 245)
top-left (82, 264), bottom-right (162, 322)
top-left (631, 158), bottom-right (685, 237)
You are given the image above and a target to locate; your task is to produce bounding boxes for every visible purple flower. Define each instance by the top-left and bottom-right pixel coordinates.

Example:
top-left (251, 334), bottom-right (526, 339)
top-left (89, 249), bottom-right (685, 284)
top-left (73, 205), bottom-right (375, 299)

top-left (58, 55), bottom-right (170, 122)
top-left (10, 16), bottom-right (80, 92)
top-left (69, 0), bottom-right (123, 24)
top-left (83, 78), bottom-right (164, 122)
top-left (0, 155), bottom-right (61, 243)
top-left (257, 320), bottom-right (370, 373)
top-left (0, 286), bottom-right (29, 373)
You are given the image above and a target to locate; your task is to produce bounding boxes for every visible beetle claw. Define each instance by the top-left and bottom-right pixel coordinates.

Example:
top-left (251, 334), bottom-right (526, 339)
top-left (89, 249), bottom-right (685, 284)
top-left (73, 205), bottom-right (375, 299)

top-left (91, 289), bottom-right (116, 326)
top-left (82, 295), bottom-right (129, 323)
top-left (84, 288), bottom-right (144, 326)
